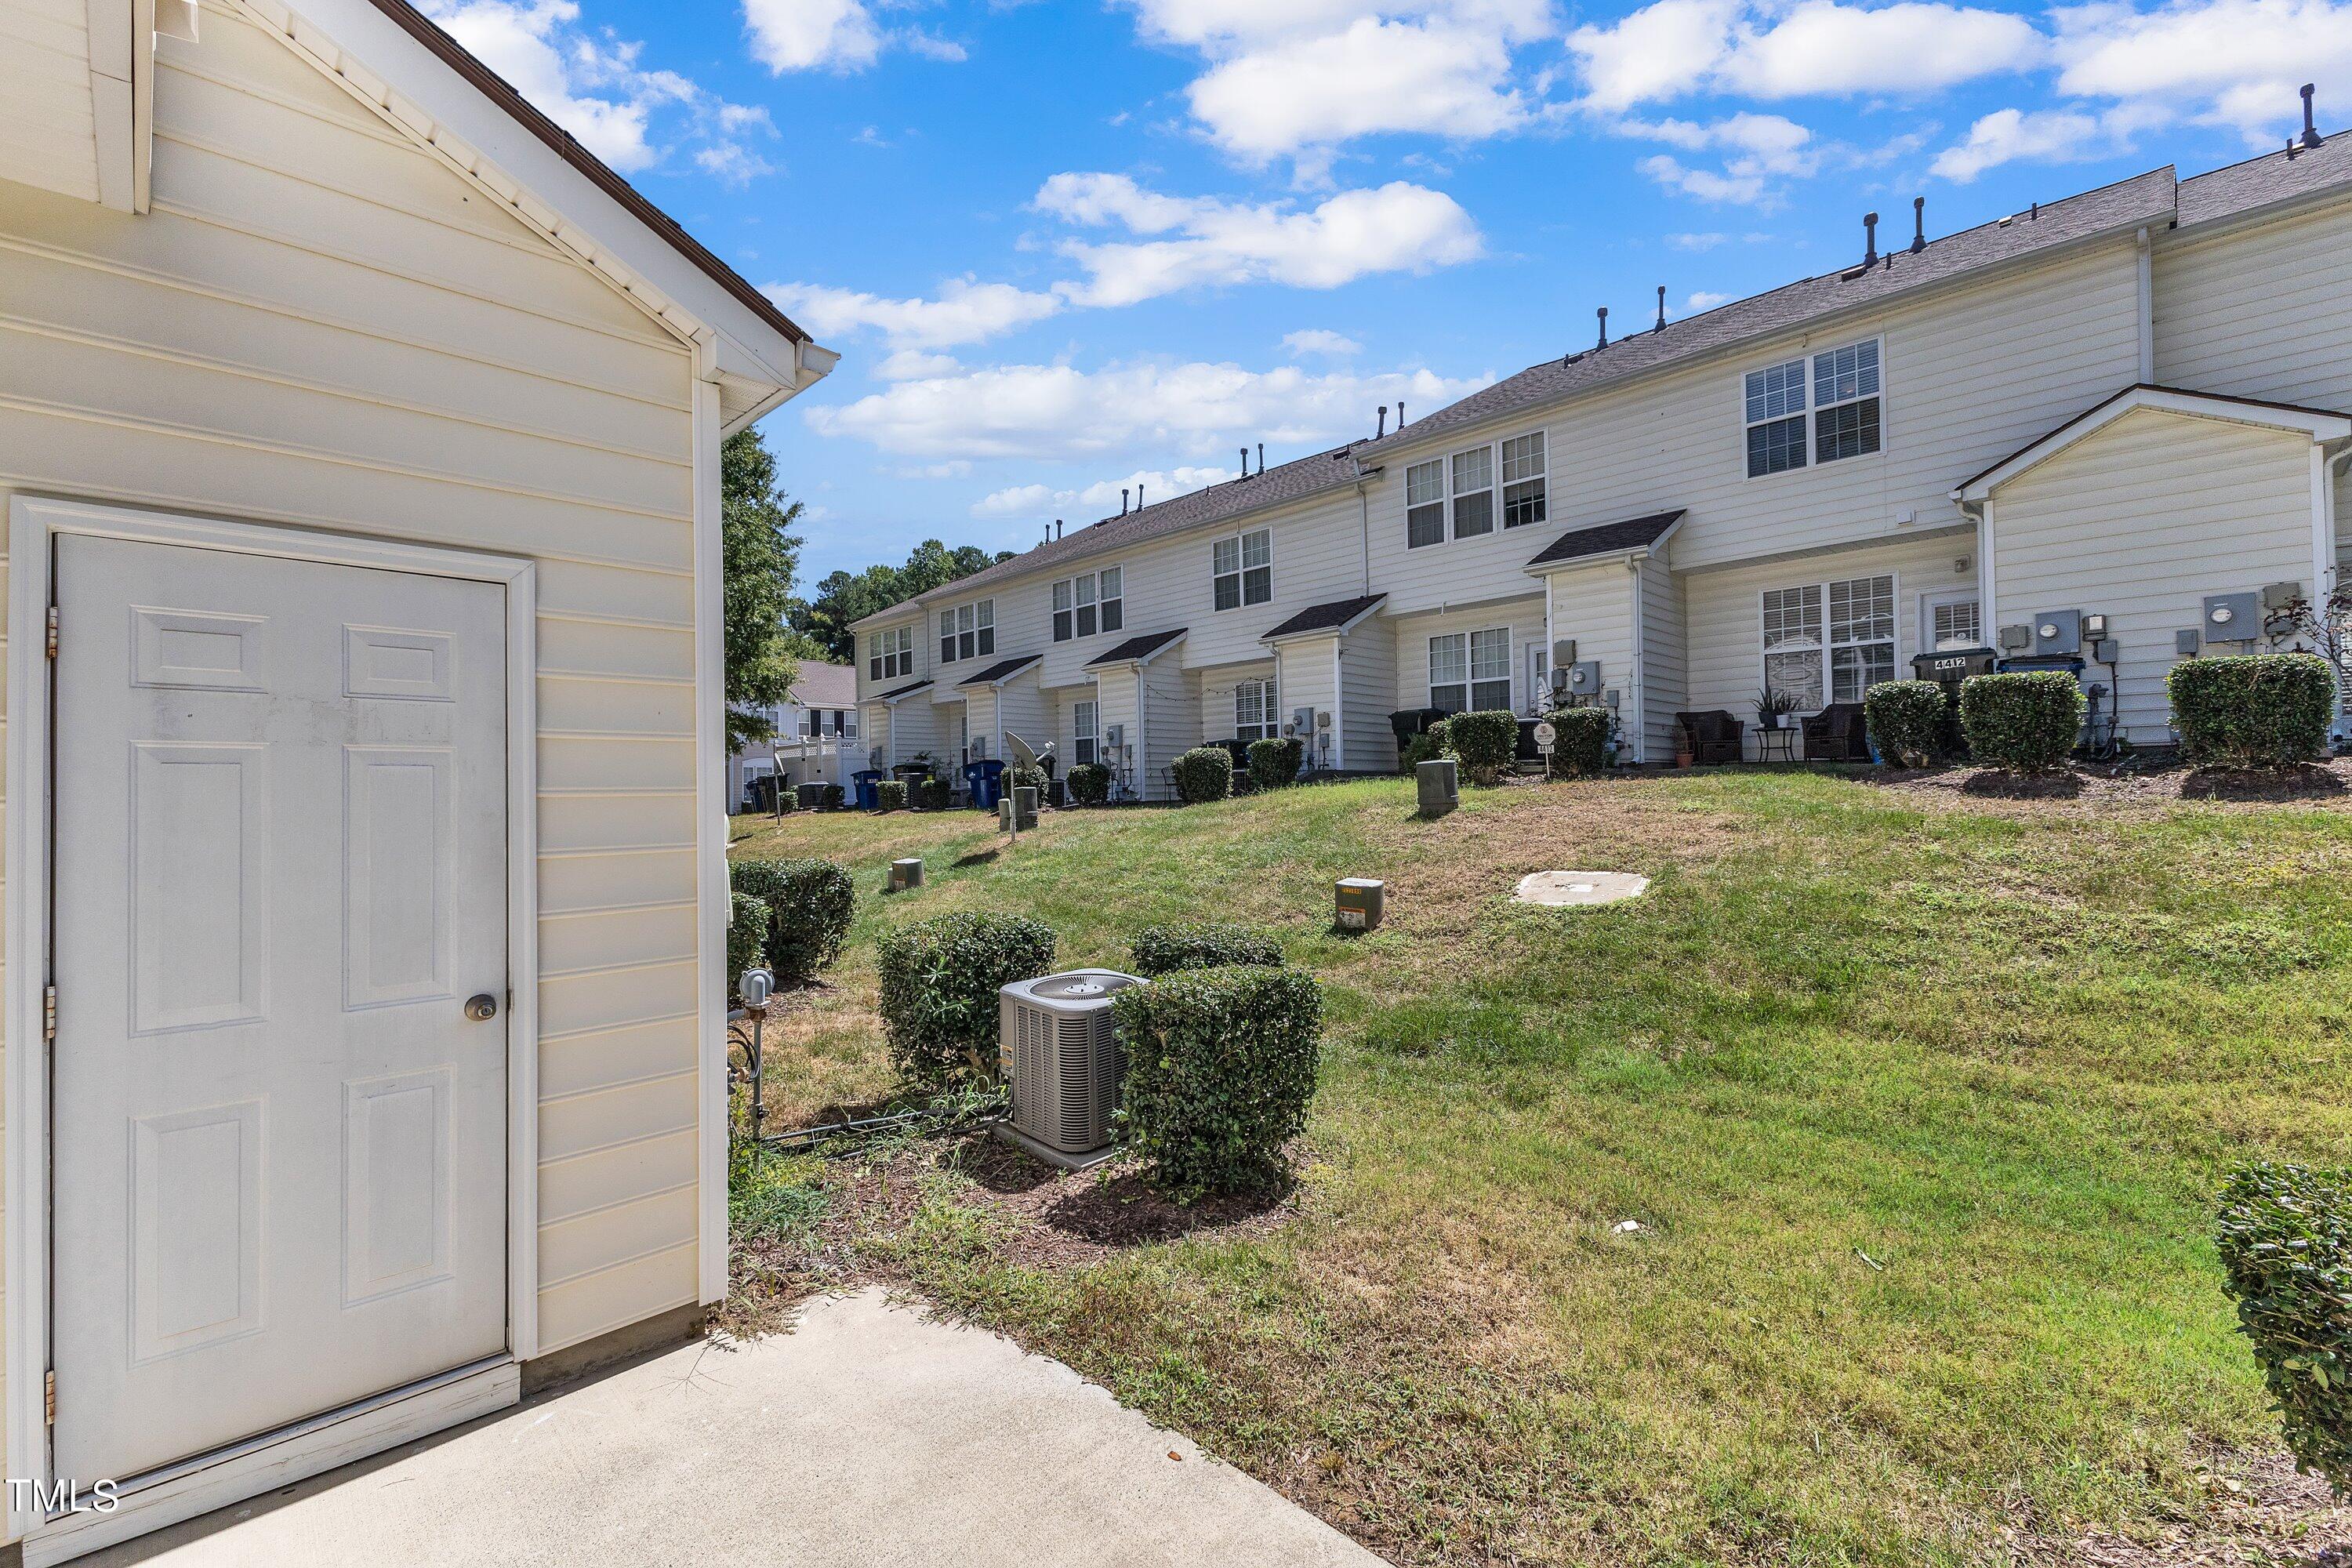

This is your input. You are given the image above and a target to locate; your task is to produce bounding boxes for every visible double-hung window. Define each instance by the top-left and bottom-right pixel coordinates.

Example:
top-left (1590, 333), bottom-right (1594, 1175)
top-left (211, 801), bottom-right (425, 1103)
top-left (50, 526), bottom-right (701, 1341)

top-left (1761, 573), bottom-right (1895, 710)
top-left (1501, 433), bottom-right (1547, 528)
top-left (1235, 677), bottom-right (1277, 741)
top-left (1212, 528), bottom-right (1271, 611)
top-left (1073, 699), bottom-right (1099, 765)
top-left (867, 626), bottom-right (913, 681)
top-left (1428, 629), bottom-right (1511, 713)
top-left (1407, 430), bottom-right (1542, 546)
top-left (1744, 338), bottom-right (1881, 477)
top-left (939, 599), bottom-right (995, 664)
top-left (1051, 568), bottom-right (1124, 641)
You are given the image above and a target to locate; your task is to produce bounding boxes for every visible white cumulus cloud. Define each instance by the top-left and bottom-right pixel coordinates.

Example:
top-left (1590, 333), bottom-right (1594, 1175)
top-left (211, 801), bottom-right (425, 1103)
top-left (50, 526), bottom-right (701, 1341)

top-left (1930, 107), bottom-right (2103, 180)
top-left (972, 466), bottom-right (1242, 521)
top-left (1283, 328), bottom-right (1363, 357)
top-left (804, 358), bottom-right (1491, 460)
top-left (742, 0), bottom-right (881, 71)
top-left (2051, 0), bottom-right (2352, 143)
top-left (762, 278), bottom-right (1065, 351)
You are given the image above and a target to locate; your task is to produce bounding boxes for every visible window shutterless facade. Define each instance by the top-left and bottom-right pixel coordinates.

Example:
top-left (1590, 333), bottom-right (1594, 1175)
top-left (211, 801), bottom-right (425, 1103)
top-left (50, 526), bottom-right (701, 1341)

top-left (1428, 629), bottom-right (1510, 712)
top-left (1052, 568), bottom-right (1123, 641)
top-left (1235, 677), bottom-right (1277, 741)
top-left (1212, 528), bottom-right (1271, 611)
top-left (938, 598), bottom-right (995, 664)
top-left (1761, 573), bottom-right (1896, 710)
top-left (867, 625), bottom-right (913, 681)
top-left (1744, 337), bottom-right (1882, 478)
top-left (1407, 429), bottom-right (1546, 546)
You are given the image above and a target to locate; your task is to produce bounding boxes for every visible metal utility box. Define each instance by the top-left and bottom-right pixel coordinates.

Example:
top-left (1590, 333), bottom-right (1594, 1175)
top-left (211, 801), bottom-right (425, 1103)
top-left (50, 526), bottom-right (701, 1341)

top-left (1415, 757), bottom-right (1458, 817)
top-left (1563, 659), bottom-right (1602, 698)
top-left (1998, 623), bottom-right (2032, 652)
top-left (2264, 580), bottom-right (2304, 610)
top-left (2203, 591), bottom-right (2259, 642)
top-left (2032, 609), bottom-right (2083, 656)
top-left (1335, 877), bottom-right (1386, 932)
top-left (2176, 627), bottom-right (2203, 655)
top-left (887, 857), bottom-right (923, 892)
top-left (1552, 637), bottom-right (1577, 667)
top-left (997, 970), bottom-right (1146, 1169)
top-left (1290, 706), bottom-right (1316, 737)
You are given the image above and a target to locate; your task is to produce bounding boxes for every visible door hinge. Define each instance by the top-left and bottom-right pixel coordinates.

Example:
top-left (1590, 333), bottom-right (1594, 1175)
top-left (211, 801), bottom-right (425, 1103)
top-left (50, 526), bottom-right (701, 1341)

top-left (43, 985), bottom-right (56, 1043)
top-left (44, 1370), bottom-right (55, 1425)
top-left (44, 605), bottom-right (58, 659)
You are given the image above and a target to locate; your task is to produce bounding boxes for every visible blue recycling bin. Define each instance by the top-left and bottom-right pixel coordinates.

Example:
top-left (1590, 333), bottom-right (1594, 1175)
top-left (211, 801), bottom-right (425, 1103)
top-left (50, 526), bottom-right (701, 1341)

top-left (851, 768), bottom-right (883, 811)
top-left (963, 758), bottom-right (1004, 811)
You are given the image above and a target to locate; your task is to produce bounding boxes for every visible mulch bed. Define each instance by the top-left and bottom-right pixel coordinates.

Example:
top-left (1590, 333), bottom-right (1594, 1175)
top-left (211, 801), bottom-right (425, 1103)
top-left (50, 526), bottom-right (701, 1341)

top-left (2016, 1447), bottom-right (2352, 1566)
top-left (1864, 757), bottom-right (2352, 813)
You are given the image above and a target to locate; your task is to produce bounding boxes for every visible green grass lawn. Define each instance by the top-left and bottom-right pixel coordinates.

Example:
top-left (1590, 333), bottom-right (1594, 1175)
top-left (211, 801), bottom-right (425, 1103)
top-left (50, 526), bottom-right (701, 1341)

top-left (727, 771), bottom-right (2352, 1566)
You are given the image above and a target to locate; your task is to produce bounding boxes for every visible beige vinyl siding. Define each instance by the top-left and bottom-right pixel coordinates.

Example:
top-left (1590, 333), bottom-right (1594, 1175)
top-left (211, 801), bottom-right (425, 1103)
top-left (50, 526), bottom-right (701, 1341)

top-left (1544, 560), bottom-right (1638, 704)
top-left (1338, 619), bottom-right (1398, 772)
top-left (0, 2), bottom-right (709, 1368)
top-left (1139, 659), bottom-right (1200, 800)
top-left (1638, 551), bottom-right (1687, 763)
top-left (1195, 659), bottom-right (1276, 746)
top-left (1682, 529), bottom-right (1978, 753)
top-left (1367, 239), bottom-right (2142, 583)
top-left (962, 685), bottom-right (999, 760)
top-left (996, 673), bottom-right (1049, 762)
top-left (1987, 407), bottom-right (2316, 741)
top-left (1091, 666), bottom-right (1142, 797)
top-left (1390, 594), bottom-right (1547, 714)
top-left (1272, 639), bottom-right (1339, 771)
top-left (2155, 193), bottom-right (2352, 416)
top-left (0, 0), bottom-right (101, 202)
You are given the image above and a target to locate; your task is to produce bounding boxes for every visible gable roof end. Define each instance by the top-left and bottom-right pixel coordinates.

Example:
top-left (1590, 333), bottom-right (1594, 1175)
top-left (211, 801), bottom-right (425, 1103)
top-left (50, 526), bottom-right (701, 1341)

top-left (1524, 510), bottom-right (1686, 571)
top-left (1953, 384), bottom-right (2352, 502)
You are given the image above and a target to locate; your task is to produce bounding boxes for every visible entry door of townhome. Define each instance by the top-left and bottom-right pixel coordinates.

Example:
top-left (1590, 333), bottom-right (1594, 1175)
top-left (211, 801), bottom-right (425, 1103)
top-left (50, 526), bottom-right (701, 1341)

top-left (49, 535), bottom-right (510, 1487)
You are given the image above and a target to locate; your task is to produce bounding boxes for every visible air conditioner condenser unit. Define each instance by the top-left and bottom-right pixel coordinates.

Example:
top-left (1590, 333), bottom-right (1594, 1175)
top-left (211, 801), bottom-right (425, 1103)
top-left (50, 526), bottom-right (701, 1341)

top-left (996, 970), bottom-right (1147, 1169)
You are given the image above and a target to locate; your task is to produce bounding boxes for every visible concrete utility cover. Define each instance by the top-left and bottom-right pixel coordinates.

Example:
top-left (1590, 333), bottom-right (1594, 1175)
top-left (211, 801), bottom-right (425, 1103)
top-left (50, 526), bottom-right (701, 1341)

top-left (1514, 870), bottom-right (1650, 907)
top-left (91, 1289), bottom-right (1381, 1568)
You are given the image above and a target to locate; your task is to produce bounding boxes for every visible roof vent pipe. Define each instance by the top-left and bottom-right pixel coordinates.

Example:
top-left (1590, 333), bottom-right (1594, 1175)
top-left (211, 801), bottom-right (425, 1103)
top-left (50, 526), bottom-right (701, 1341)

top-left (1911, 196), bottom-right (1926, 254)
top-left (1120, 488), bottom-right (1129, 516)
top-left (1257, 442), bottom-right (1264, 473)
top-left (1239, 446), bottom-right (1250, 478)
top-left (1138, 484), bottom-right (1145, 508)
top-left (2030, 200), bottom-right (2039, 220)
top-left (2303, 83), bottom-right (2325, 148)
top-left (1862, 211), bottom-right (1878, 267)
top-left (1654, 285), bottom-right (1667, 332)
top-left (1397, 401), bottom-right (1405, 427)
top-left (1596, 305), bottom-right (1609, 349)
top-left (1377, 405), bottom-right (1387, 437)
top-left (1056, 518), bottom-right (1065, 539)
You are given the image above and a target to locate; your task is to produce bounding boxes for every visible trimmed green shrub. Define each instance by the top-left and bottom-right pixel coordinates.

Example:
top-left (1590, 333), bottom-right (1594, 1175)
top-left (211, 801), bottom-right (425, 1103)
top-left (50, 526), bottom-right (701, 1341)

top-left (819, 782), bottom-right (845, 810)
top-left (1399, 731), bottom-right (1441, 771)
top-left (1009, 764), bottom-right (1048, 803)
top-left (1247, 735), bottom-right (1303, 790)
top-left (877, 912), bottom-right (1057, 1085)
top-left (875, 779), bottom-right (909, 812)
top-left (1959, 671), bottom-right (2083, 774)
top-left (728, 857), bottom-right (854, 981)
top-left (920, 775), bottom-right (953, 810)
top-left (1130, 921), bottom-right (1283, 978)
top-left (727, 891), bottom-right (770, 993)
top-left (1174, 745), bottom-right (1233, 804)
top-left (2171, 652), bottom-right (2336, 768)
top-left (1448, 709), bottom-right (1519, 785)
top-left (1114, 964), bottom-right (1323, 1194)
top-left (775, 784), bottom-right (796, 814)
top-left (1550, 707), bottom-right (1612, 777)
top-left (1066, 761), bottom-right (1111, 804)
top-left (2218, 1161), bottom-right (2352, 1489)
top-left (1864, 680), bottom-right (1950, 768)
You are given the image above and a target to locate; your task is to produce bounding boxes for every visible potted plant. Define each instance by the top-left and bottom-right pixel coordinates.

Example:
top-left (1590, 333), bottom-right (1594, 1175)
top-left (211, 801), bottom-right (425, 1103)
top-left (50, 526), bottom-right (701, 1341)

top-left (1674, 720), bottom-right (1695, 769)
top-left (1754, 688), bottom-right (1800, 731)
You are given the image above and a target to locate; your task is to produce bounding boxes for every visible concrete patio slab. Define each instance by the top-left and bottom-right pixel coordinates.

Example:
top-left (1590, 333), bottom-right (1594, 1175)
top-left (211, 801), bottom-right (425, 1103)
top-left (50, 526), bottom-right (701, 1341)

top-left (1513, 869), bottom-right (1650, 907)
top-left (85, 1288), bottom-right (1386, 1567)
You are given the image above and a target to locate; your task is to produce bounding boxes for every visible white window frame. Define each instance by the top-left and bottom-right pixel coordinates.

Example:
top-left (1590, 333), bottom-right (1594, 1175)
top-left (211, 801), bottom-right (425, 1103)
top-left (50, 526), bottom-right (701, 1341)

top-left (1054, 569), bottom-right (1125, 642)
top-left (867, 625), bottom-right (913, 682)
top-left (1428, 627), bottom-right (1512, 713)
top-left (1235, 677), bottom-right (1278, 741)
top-left (1740, 335), bottom-right (1884, 481)
top-left (938, 597), bottom-right (995, 665)
top-left (1212, 528), bottom-right (1272, 612)
top-left (1406, 428), bottom-right (1547, 547)
top-left (1757, 572), bottom-right (1899, 713)
top-left (1073, 698), bottom-right (1100, 765)
top-left (1918, 588), bottom-right (1981, 653)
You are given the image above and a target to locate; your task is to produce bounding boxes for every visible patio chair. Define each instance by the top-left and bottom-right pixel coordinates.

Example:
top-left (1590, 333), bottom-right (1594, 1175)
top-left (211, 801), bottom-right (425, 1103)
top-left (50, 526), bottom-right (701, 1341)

top-left (1675, 710), bottom-right (1745, 765)
top-left (1802, 702), bottom-right (1872, 762)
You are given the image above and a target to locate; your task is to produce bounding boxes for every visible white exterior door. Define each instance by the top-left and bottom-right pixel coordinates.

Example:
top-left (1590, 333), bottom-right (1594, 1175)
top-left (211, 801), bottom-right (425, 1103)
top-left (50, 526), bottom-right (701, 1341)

top-left (1525, 644), bottom-right (1550, 714)
top-left (49, 535), bottom-right (510, 1486)
top-left (1921, 590), bottom-right (1983, 652)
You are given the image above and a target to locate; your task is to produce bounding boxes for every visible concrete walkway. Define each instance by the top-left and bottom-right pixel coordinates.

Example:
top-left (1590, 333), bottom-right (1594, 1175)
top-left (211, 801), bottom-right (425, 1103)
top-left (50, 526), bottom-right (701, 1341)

top-left (89, 1290), bottom-right (1386, 1567)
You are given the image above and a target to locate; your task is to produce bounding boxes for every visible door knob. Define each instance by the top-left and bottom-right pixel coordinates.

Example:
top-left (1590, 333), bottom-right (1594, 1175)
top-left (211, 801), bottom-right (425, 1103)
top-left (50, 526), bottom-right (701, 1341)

top-left (465, 993), bottom-right (499, 1022)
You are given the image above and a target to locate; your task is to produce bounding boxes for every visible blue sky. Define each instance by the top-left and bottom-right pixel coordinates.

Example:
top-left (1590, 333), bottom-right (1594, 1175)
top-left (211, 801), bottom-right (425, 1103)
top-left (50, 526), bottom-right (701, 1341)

top-left (423, 0), bottom-right (2347, 579)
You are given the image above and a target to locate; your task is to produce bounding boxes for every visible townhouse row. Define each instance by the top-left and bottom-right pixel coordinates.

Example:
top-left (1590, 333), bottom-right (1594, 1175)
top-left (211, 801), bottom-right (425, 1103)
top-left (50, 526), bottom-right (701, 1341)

top-left (855, 132), bottom-right (2352, 798)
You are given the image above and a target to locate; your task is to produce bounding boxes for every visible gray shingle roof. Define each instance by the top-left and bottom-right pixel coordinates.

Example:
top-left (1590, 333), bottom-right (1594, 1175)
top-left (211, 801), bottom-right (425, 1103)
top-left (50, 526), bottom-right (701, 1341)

top-left (956, 653), bottom-right (1042, 687)
top-left (1086, 628), bottom-right (1186, 666)
top-left (855, 446), bottom-right (1368, 628)
top-left (877, 679), bottom-right (931, 701)
top-left (1354, 167), bottom-right (2179, 462)
top-left (1524, 511), bottom-right (1685, 568)
top-left (1260, 593), bottom-right (1386, 641)
top-left (786, 659), bottom-right (856, 708)
top-left (2176, 127), bottom-right (2352, 227)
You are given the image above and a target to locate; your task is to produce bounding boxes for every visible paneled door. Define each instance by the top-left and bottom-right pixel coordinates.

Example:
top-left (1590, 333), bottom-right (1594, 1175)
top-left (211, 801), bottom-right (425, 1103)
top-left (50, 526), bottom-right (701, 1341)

top-left (49, 535), bottom-right (510, 1487)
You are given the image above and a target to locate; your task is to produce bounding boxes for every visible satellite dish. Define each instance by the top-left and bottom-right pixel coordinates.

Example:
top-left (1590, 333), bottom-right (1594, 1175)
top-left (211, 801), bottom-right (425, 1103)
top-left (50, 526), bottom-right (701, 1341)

top-left (1004, 731), bottom-right (1040, 774)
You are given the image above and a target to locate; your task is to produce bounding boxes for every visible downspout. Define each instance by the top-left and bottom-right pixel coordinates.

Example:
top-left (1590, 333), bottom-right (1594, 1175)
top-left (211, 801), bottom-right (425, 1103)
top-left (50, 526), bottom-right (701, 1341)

top-left (1331, 638), bottom-right (1345, 772)
top-left (1628, 555), bottom-right (1646, 766)
top-left (1354, 458), bottom-right (1374, 597)
top-left (2135, 227), bottom-right (2155, 383)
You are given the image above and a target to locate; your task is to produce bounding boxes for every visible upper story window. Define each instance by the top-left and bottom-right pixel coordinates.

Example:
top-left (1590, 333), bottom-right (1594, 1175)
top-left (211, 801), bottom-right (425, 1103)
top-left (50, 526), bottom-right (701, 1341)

top-left (1212, 528), bottom-right (1271, 612)
top-left (867, 626), bottom-right (913, 682)
top-left (1052, 568), bottom-right (1123, 641)
top-left (1761, 573), bottom-right (1894, 710)
top-left (1744, 338), bottom-right (1881, 478)
top-left (1407, 429), bottom-right (1546, 547)
top-left (938, 599), bottom-right (995, 664)
top-left (1429, 628), bottom-right (1511, 713)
